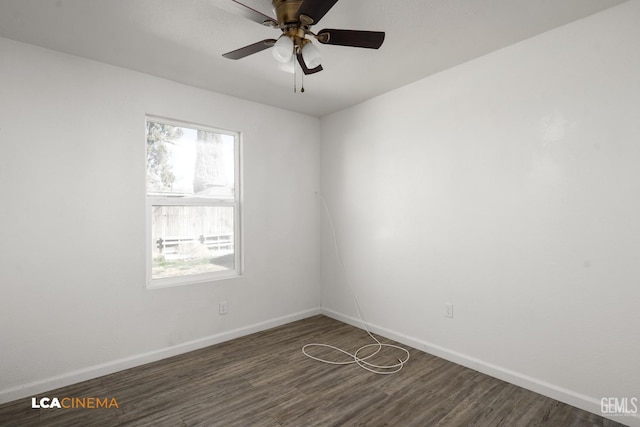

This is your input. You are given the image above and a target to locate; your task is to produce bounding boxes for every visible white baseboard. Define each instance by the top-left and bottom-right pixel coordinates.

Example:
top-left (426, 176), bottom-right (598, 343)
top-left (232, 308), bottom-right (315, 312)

top-left (0, 307), bottom-right (321, 405)
top-left (321, 308), bottom-right (640, 427)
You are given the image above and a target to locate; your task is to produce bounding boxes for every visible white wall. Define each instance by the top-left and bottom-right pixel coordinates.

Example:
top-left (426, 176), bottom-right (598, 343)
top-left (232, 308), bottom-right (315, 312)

top-left (0, 37), bottom-right (321, 402)
top-left (321, 1), bottom-right (640, 424)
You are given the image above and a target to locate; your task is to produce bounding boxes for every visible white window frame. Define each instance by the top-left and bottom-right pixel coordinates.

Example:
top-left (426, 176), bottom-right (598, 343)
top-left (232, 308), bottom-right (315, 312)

top-left (145, 115), bottom-right (242, 289)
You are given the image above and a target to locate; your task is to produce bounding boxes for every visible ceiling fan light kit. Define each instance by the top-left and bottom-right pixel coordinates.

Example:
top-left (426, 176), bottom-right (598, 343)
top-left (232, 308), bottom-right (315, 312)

top-left (301, 41), bottom-right (322, 68)
top-left (222, 0), bottom-right (385, 89)
top-left (278, 57), bottom-right (296, 74)
top-left (272, 35), bottom-right (294, 63)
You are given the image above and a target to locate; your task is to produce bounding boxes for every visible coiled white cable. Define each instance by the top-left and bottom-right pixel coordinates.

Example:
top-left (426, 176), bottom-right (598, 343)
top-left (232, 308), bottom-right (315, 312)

top-left (302, 193), bottom-right (410, 375)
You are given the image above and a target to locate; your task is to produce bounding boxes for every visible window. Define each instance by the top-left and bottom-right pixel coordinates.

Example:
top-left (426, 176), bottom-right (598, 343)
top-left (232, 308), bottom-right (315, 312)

top-left (145, 116), bottom-right (240, 288)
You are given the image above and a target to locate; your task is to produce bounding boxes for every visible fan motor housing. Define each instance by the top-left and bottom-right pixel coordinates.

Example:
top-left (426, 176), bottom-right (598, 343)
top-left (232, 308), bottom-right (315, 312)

top-left (272, 0), bottom-right (303, 24)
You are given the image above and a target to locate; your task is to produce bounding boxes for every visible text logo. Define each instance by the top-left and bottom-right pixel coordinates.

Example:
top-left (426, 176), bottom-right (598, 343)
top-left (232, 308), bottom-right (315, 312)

top-left (31, 397), bottom-right (119, 409)
top-left (601, 397), bottom-right (638, 416)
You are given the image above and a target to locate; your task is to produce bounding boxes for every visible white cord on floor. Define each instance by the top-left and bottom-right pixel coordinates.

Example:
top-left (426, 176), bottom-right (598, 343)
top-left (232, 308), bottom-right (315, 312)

top-left (302, 192), bottom-right (410, 375)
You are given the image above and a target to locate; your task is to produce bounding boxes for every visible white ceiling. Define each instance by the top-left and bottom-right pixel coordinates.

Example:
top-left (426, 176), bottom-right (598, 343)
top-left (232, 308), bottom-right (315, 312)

top-left (0, 0), bottom-right (627, 117)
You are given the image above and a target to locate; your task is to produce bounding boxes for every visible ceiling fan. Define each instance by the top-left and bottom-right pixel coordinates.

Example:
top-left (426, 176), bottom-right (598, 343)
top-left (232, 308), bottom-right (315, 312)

top-left (221, 0), bottom-right (385, 76)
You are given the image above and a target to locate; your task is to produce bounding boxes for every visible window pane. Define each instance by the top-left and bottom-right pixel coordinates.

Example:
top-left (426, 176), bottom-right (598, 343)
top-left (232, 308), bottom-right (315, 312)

top-left (151, 206), bottom-right (235, 279)
top-left (146, 121), bottom-right (235, 198)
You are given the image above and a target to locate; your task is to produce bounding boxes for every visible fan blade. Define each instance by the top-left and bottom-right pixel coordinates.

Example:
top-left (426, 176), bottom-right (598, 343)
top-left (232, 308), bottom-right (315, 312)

top-left (219, 0), bottom-right (278, 27)
top-left (222, 39), bottom-right (277, 60)
top-left (317, 29), bottom-right (385, 49)
top-left (296, 0), bottom-right (339, 25)
top-left (296, 53), bottom-right (323, 75)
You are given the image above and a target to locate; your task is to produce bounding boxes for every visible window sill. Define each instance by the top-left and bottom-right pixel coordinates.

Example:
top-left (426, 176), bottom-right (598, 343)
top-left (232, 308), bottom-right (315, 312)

top-left (146, 270), bottom-right (241, 290)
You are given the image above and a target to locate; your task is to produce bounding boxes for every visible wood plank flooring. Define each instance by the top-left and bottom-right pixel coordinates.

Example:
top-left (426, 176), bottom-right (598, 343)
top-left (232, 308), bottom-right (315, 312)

top-left (0, 315), bottom-right (627, 426)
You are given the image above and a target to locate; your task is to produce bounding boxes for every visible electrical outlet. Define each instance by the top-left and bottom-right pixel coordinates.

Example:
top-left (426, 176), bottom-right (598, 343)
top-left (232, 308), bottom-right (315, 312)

top-left (444, 303), bottom-right (453, 318)
top-left (219, 301), bottom-right (228, 315)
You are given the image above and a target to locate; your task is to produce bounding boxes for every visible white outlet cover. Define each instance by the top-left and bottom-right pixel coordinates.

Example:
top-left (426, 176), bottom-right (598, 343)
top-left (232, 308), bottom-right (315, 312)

top-left (445, 303), bottom-right (454, 318)
top-left (219, 301), bottom-right (228, 315)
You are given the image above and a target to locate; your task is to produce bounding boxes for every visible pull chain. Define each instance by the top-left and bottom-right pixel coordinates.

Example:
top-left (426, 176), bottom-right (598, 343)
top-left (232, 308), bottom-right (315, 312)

top-left (291, 48), bottom-right (304, 93)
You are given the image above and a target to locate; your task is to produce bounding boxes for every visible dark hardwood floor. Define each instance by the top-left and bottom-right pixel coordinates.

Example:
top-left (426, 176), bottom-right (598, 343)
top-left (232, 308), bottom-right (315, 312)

top-left (0, 315), bottom-right (626, 426)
